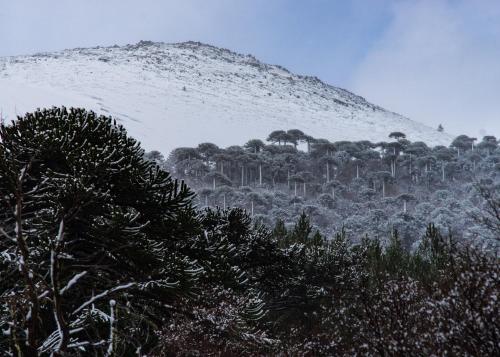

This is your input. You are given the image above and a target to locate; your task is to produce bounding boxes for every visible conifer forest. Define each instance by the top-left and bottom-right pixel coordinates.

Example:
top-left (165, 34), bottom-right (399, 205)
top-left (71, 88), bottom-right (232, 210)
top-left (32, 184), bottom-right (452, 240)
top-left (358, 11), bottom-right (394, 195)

top-left (0, 107), bottom-right (499, 356)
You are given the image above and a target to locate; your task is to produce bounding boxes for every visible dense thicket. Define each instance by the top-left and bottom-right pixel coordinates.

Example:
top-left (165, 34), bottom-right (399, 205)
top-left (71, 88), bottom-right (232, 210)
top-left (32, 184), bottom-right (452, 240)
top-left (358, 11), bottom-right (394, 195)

top-left (0, 108), bottom-right (498, 356)
top-left (163, 129), bottom-right (500, 248)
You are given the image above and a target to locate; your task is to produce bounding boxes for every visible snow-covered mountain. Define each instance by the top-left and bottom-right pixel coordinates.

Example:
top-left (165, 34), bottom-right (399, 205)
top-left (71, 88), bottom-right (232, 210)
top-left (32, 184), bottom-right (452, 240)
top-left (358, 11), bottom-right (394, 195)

top-left (0, 41), bottom-right (452, 154)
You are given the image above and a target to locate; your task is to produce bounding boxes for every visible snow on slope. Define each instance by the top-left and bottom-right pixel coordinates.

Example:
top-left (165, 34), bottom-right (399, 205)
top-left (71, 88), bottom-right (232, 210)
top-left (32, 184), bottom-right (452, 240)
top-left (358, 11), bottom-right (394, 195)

top-left (0, 41), bottom-right (452, 154)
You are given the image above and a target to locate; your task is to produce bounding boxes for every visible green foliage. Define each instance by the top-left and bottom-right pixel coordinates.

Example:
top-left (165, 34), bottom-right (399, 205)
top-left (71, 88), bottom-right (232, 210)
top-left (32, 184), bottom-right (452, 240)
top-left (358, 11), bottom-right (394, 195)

top-left (163, 127), bottom-right (500, 246)
top-left (272, 219), bottom-right (288, 246)
top-left (1, 110), bottom-right (498, 355)
top-left (0, 107), bottom-right (199, 355)
top-left (289, 212), bottom-right (313, 244)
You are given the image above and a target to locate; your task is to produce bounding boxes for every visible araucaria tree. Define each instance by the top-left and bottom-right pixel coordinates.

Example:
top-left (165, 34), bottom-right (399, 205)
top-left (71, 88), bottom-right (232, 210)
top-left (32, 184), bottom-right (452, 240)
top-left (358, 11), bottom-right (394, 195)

top-left (1, 108), bottom-right (499, 355)
top-left (0, 107), bottom-right (198, 355)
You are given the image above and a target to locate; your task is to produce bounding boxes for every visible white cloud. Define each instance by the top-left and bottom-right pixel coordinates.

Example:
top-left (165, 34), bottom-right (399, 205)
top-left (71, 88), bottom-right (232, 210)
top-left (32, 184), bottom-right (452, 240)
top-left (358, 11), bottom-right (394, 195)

top-left (350, 0), bottom-right (500, 138)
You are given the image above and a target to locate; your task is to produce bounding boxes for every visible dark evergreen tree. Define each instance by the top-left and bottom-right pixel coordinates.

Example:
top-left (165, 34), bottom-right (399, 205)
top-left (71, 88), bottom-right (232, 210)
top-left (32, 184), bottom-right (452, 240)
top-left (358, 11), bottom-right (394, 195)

top-left (267, 130), bottom-right (287, 145)
top-left (244, 139), bottom-right (266, 153)
top-left (0, 107), bottom-right (199, 355)
top-left (289, 212), bottom-right (313, 244)
top-left (389, 131), bottom-right (406, 141)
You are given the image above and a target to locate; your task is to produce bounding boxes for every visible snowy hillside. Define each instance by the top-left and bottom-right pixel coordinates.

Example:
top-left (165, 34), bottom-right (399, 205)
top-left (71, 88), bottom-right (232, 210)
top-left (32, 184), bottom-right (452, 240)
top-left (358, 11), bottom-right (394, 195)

top-left (0, 41), bottom-right (452, 154)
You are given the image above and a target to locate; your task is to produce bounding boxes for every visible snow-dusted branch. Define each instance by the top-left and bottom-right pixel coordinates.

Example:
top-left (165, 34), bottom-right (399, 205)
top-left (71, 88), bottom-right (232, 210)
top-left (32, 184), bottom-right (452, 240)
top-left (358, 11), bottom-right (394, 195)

top-left (60, 271), bottom-right (88, 296)
top-left (106, 300), bottom-right (117, 357)
top-left (50, 219), bottom-right (70, 353)
top-left (72, 282), bottom-right (136, 316)
top-left (0, 227), bottom-right (15, 242)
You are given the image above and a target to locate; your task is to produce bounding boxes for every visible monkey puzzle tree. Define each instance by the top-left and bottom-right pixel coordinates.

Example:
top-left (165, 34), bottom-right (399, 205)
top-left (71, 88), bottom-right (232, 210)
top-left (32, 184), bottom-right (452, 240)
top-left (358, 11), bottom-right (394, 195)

top-left (385, 142), bottom-right (404, 178)
top-left (204, 171), bottom-right (232, 189)
top-left (318, 155), bottom-right (338, 183)
top-left (323, 180), bottom-right (344, 200)
top-left (198, 187), bottom-right (214, 207)
top-left (289, 173), bottom-right (305, 197)
top-left (244, 139), bottom-right (266, 154)
top-left (389, 131), bottom-right (406, 141)
top-left (170, 147), bottom-right (201, 163)
top-left (267, 130), bottom-right (287, 146)
top-left (286, 129), bottom-right (305, 149)
top-left (433, 147), bottom-right (455, 182)
top-left (310, 139), bottom-right (336, 159)
top-left (213, 152), bottom-right (232, 176)
top-left (403, 142), bottom-right (428, 176)
top-left (374, 171), bottom-right (394, 198)
top-left (197, 142), bottom-right (220, 164)
top-left (477, 136), bottom-right (498, 156)
top-left (302, 135), bottom-right (316, 153)
top-left (451, 135), bottom-right (474, 156)
top-left (299, 171), bottom-right (315, 198)
top-left (397, 193), bottom-right (417, 213)
top-left (0, 107), bottom-right (200, 355)
top-left (144, 150), bottom-right (165, 165)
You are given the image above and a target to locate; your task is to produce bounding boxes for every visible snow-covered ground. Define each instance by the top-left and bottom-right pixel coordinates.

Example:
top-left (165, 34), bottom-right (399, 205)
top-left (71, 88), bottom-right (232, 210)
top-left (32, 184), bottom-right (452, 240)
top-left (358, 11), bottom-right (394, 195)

top-left (0, 41), bottom-right (453, 154)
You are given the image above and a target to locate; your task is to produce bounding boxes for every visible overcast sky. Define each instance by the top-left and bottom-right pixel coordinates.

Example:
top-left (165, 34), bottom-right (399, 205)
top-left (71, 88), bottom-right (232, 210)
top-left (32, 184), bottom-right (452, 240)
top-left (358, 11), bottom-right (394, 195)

top-left (1, 0), bottom-right (499, 137)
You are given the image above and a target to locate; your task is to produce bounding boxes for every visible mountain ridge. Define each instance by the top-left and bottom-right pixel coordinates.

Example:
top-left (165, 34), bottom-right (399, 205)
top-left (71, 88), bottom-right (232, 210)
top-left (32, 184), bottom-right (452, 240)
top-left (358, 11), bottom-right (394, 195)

top-left (0, 40), bottom-right (452, 153)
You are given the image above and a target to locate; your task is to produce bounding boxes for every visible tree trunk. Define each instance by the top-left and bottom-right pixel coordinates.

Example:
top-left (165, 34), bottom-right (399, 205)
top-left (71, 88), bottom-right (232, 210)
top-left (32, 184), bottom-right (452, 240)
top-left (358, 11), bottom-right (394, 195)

top-left (356, 164), bottom-right (359, 179)
top-left (326, 162), bottom-right (330, 183)
top-left (403, 200), bottom-right (407, 213)
top-left (294, 182), bottom-right (297, 197)
top-left (213, 178), bottom-right (216, 190)
top-left (382, 181), bottom-right (386, 198)
top-left (241, 166), bottom-right (244, 187)
top-left (259, 164), bottom-right (262, 186)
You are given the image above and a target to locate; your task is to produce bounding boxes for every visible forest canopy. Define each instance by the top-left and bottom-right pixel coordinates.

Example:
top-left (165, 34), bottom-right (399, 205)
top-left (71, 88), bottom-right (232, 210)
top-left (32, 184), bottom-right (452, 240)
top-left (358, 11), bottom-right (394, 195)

top-left (0, 108), bottom-right (498, 356)
top-left (161, 128), bottom-right (500, 249)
